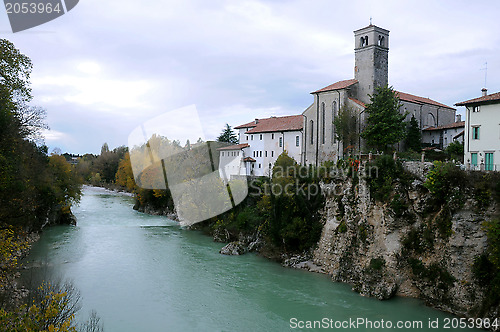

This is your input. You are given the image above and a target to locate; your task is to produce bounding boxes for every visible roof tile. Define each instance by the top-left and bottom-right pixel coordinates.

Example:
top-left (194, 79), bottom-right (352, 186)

top-left (312, 79), bottom-right (358, 94)
top-left (455, 91), bottom-right (500, 106)
top-left (237, 115), bottom-right (303, 134)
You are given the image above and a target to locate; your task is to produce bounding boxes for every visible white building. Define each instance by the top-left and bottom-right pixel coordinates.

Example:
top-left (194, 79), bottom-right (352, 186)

top-left (421, 117), bottom-right (464, 149)
top-left (218, 115), bottom-right (303, 179)
top-left (456, 89), bottom-right (500, 171)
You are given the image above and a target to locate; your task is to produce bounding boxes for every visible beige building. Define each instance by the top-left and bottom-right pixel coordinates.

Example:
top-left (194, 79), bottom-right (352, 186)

top-left (303, 24), bottom-right (456, 166)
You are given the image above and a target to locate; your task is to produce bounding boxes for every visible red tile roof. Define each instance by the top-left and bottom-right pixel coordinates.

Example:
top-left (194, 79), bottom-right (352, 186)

top-left (311, 79), bottom-right (358, 94)
top-left (217, 143), bottom-right (249, 151)
top-left (396, 91), bottom-right (455, 110)
top-left (237, 115), bottom-right (303, 134)
top-left (243, 157), bottom-right (256, 162)
top-left (349, 97), bottom-right (365, 107)
top-left (455, 92), bottom-right (500, 106)
top-left (234, 121), bottom-right (257, 130)
top-left (422, 121), bottom-right (465, 131)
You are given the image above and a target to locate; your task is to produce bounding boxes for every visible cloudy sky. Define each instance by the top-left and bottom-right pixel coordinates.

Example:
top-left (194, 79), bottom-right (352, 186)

top-left (2, 0), bottom-right (499, 154)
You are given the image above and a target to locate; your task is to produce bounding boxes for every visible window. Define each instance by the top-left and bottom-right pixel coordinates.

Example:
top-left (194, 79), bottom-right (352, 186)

top-left (222, 152), bottom-right (224, 157)
top-left (378, 35), bottom-right (385, 46)
top-left (296, 135), bottom-right (299, 147)
top-left (260, 151), bottom-right (262, 157)
top-left (260, 134), bottom-right (262, 140)
top-left (360, 36), bottom-right (368, 47)
top-left (473, 106), bottom-right (481, 113)
top-left (253, 151), bottom-right (255, 157)
top-left (471, 153), bottom-right (478, 167)
top-left (473, 126), bottom-right (480, 140)
top-left (486, 153), bottom-right (494, 171)
top-left (265, 151), bottom-right (267, 157)
top-left (271, 133), bottom-right (274, 139)
top-left (246, 136), bottom-right (248, 141)
top-left (332, 101), bottom-right (337, 143)
top-left (271, 151), bottom-right (274, 157)
top-left (251, 135), bottom-right (254, 140)
top-left (279, 137), bottom-right (283, 147)
top-left (310, 120), bottom-right (314, 145)
top-left (259, 164), bottom-right (261, 168)
top-left (321, 102), bottom-right (326, 144)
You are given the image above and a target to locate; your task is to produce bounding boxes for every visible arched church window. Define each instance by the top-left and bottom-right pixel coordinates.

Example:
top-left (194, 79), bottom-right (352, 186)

top-left (321, 102), bottom-right (326, 144)
top-left (360, 36), bottom-right (368, 47)
top-left (310, 120), bottom-right (314, 145)
top-left (332, 101), bottom-right (337, 143)
top-left (378, 35), bottom-right (385, 46)
top-left (427, 113), bottom-right (436, 127)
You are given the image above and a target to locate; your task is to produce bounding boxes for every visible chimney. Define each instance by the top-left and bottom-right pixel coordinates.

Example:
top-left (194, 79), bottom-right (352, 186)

top-left (255, 118), bottom-right (259, 124)
top-left (482, 88), bottom-right (488, 96)
top-left (456, 114), bottom-right (461, 122)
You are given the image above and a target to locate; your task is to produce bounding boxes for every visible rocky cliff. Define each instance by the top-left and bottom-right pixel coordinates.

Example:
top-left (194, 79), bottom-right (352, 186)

top-left (293, 161), bottom-right (499, 320)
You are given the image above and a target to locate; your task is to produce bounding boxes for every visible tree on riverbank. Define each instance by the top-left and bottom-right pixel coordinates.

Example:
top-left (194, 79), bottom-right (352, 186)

top-left (0, 38), bottom-right (86, 329)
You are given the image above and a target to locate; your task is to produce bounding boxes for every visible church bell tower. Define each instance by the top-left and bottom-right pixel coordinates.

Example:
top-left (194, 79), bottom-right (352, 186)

top-left (354, 24), bottom-right (389, 104)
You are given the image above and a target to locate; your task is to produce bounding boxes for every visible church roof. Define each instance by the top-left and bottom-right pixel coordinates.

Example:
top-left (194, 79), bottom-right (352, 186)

top-left (311, 79), bottom-right (358, 94)
top-left (395, 91), bottom-right (455, 110)
top-left (422, 121), bottom-right (465, 131)
top-left (217, 143), bottom-right (249, 151)
top-left (349, 97), bottom-right (366, 107)
top-left (455, 91), bottom-right (500, 106)
top-left (236, 115), bottom-right (303, 134)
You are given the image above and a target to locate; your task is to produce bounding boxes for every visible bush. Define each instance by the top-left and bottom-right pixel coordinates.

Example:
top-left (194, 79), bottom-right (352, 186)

top-left (366, 155), bottom-right (404, 202)
top-left (424, 161), bottom-right (465, 204)
top-left (369, 257), bottom-right (385, 271)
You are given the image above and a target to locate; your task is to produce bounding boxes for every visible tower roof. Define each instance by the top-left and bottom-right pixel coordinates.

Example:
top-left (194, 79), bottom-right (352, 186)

top-left (353, 24), bottom-right (390, 34)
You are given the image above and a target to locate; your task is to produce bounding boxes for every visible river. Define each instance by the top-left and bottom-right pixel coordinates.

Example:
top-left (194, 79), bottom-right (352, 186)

top-left (23, 186), bottom-right (479, 331)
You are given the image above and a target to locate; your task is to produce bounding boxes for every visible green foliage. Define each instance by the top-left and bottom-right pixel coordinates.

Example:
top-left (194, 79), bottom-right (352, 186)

top-left (408, 258), bottom-right (455, 291)
top-left (336, 221), bottom-right (347, 233)
top-left (444, 141), bottom-right (464, 162)
top-left (366, 155), bottom-right (405, 202)
top-left (368, 257), bottom-right (385, 271)
top-left (390, 194), bottom-right (407, 217)
top-left (423, 161), bottom-right (465, 204)
top-left (333, 106), bottom-right (358, 149)
top-left (361, 85), bottom-right (407, 152)
top-left (264, 152), bottom-right (325, 252)
top-left (405, 116), bottom-right (421, 152)
top-left (472, 219), bottom-right (500, 314)
top-left (0, 39), bottom-right (82, 230)
top-left (358, 224), bottom-right (368, 243)
top-left (216, 123), bottom-right (238, 144)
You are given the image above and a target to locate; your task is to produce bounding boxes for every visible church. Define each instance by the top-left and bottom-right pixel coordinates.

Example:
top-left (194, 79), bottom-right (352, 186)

top-left (302, 24), bottom-right (457, 166)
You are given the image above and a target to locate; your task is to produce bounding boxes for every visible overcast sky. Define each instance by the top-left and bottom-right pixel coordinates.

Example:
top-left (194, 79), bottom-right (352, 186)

top-left (2, 0), bottom-right (499, 154)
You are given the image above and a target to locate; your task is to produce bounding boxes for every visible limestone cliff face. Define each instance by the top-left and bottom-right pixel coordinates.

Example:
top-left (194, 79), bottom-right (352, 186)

top-left (309, 164), bottom-right (498, 319)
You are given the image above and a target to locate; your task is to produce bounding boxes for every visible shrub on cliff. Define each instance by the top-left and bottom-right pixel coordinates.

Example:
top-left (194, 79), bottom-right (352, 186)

top-left (366, 155), bottom-right (405, 202)
top-left (472, 219), bottom-right (500, 314)
top-left (424, 161), bottom-right (465, 206)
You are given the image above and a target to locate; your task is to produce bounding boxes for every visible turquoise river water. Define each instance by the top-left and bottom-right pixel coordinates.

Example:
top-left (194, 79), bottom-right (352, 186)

top-left (23, 186), bottom-right (482, 331)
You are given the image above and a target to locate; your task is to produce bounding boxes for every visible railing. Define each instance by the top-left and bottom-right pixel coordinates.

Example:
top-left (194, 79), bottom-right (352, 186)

top-left (466, 163), bottom-right (500, 172)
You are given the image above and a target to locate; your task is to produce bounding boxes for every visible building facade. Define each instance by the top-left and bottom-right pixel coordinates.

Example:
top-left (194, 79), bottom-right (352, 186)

top-left (422, 118), bottom-right (465, 149)
top-left (218, 115), bottom-right (303, 179)
top-left (456, 89), bottom-right (500, 171)
top-left (303, 24), bottom-right (456, 166)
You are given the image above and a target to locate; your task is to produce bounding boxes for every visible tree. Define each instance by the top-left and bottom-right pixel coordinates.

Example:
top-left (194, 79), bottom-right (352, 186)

top-left (445, 141), bottom-right (464, 162)
top-left (361, 85), bottom-right (407, 152)
top-left (405, 115), bottom-right (422, 151)
top-left (216, 123), bottom-right (238, 144)
top-left (333, 106), bottom-right (358, 154)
